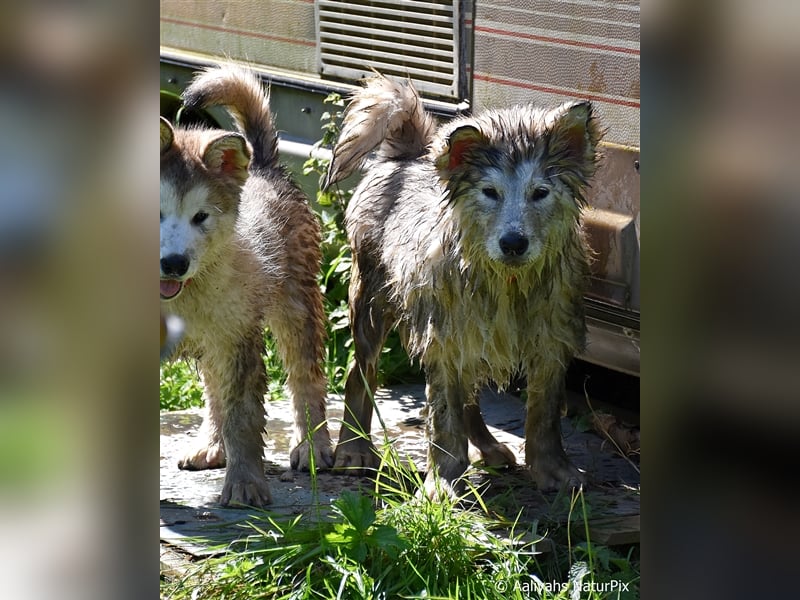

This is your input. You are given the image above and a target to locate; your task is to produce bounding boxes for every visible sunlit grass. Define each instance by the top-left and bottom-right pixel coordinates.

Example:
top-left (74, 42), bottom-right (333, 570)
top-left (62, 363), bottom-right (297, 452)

top-left (160, 431), bottom-right (639, 600)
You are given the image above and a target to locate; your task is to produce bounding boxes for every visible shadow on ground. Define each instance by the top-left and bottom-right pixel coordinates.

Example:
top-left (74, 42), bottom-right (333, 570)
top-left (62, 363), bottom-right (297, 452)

top-left (160, 384), bottom-right (640, 564)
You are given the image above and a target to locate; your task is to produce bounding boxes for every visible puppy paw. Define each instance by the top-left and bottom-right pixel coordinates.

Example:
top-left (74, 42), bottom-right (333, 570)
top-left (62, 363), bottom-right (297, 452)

top-left (474, 441), bottom-right (517, 468)
top-left (528, 454), bottom-right (585, 491)
top-left (333, 440), bottom-right (379, 474)
top-left (421, 473), bottom-right (463, 501)
top-left (178, 443), bottom-right (225, 470)
top-left (220, 471), bottom-right (272, 508)
top-left (290, 435), bottom-right (335, 471)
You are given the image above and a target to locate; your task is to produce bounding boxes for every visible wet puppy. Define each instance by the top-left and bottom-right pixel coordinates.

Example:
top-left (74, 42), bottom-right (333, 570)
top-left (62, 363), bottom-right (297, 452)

top-left (160, 66), bottom-right (332, 506)
top-left (324, 74), bottom-right (602, 495)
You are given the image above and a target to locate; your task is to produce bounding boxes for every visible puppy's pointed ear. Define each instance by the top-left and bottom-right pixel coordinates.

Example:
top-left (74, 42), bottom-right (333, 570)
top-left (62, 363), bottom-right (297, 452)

top-left (547, 101), bottom-right (601, 170)
top-left (202, 133), bottom-right (251, 184)
top-left (435, 125), bottom-right (484, 176)
top-left (160, 117), bottom-right (174, 155)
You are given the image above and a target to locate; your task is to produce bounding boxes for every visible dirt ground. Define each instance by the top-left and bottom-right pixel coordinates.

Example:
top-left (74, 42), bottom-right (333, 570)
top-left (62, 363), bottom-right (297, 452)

top-left (160, 384), bottom-right (640, 562)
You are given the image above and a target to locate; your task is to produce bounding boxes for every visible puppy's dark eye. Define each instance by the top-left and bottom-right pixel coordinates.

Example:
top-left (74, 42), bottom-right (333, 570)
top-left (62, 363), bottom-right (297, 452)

top-left (191, 211), bottom-right (209, 226)
top-left (529, 187), bottom-right (549, 202)
top-left (482, 187), bottom-right (500, 200)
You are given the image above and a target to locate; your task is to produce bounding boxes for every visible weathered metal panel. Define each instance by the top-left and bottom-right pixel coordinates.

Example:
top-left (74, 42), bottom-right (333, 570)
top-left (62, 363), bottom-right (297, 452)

top-left (472, 0), bottom-right (640, 147)
top-left (160, 0), bottom-right (318, 74)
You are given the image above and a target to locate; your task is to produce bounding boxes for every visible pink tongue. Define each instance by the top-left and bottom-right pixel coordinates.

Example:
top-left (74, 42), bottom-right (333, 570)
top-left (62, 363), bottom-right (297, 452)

top-left (160, 279), bottom-right (182, 299)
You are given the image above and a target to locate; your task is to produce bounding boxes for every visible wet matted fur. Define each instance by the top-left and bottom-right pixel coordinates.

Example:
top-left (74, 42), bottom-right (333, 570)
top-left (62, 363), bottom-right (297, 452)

top-left (324, 74), bottom-right (603, 495)
top-left (160, 66), bottom-right (332, 507)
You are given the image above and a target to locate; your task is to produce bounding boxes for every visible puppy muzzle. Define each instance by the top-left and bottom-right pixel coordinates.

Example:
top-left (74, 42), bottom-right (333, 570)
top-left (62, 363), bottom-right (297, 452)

top-left (160, 254), bottom-right (191, 300)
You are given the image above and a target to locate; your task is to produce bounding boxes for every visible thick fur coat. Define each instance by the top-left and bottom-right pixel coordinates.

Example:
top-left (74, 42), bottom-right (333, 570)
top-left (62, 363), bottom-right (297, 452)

top-left (324, 75), bottom-right (602, 493)
top-left (160, 66), bottom-right (332, 507)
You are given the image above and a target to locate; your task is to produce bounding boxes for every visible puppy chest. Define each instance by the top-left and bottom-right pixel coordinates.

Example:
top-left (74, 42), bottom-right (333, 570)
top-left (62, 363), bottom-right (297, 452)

top-left (406, 286), bottom-right (578, 369)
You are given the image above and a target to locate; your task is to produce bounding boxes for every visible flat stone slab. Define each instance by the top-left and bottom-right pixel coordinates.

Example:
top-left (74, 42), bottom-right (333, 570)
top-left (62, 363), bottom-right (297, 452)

top-left (160, 384), bottom-right (640, 557)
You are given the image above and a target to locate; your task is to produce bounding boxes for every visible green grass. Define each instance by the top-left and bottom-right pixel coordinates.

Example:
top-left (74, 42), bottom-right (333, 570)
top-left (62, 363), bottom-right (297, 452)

top-left (160, 433), bottom-right (639, 600)
top-left (159, 360), bottom-right (204, 411)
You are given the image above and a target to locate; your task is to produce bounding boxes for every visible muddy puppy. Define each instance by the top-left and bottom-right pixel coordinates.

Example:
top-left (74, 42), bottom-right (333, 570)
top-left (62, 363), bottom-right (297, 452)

top-left (160, 66), bottom-right (332, 507)
top-left (324, 74), bottom-right (602, 496)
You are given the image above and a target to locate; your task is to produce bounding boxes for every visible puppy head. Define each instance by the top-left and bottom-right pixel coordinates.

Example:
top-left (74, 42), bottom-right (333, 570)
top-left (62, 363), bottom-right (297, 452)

top-left (160, 117), bottom-right (251, 301)
top-left (432, 102), bottom-right (602, 267)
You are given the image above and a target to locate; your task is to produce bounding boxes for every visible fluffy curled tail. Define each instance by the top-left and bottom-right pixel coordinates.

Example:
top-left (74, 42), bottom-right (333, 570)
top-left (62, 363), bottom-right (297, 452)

top-left (323, 74), bottom-right (436, 189)
top-left (183, 65), bottom-right (278, 172)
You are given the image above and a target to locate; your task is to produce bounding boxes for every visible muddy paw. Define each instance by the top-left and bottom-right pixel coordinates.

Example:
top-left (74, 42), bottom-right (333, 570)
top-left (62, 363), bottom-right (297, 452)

top-left (220, 472), bottom-right (272, 508)
top-left (421, 472), bottom-right (466, 501)
top-left (474, 441), bottom-right (517, 468)
top-left (529, 454), bottom-right (585, 491)
top-left (333, 439), bottom-right (379, 474)
top-left (178, 443), bottom-right (225, 471)
top-left (290, 435), bottom-right (335, 471)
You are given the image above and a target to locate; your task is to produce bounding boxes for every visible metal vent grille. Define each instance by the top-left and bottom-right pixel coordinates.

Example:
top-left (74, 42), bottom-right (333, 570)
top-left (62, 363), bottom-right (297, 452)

top-left (317, 0), bottom-right (460, 100)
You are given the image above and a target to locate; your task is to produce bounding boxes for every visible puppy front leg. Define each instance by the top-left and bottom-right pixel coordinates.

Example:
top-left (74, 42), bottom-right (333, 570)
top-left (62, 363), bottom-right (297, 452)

top-left (218, 336), bottom-right (271, 507)
top-left (424, 374), bottom-right (470, 498)
top-left (524, 365), bottom-right (584, 491)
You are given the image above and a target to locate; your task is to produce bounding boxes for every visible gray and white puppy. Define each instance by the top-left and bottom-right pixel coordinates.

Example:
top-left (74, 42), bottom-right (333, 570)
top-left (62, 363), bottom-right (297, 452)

top-left (324, 74), bottom-right (602, 495)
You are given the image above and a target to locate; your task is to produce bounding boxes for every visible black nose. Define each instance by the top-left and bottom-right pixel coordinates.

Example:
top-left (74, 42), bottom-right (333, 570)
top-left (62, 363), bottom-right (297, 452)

top-left (160, 254), bottom-right (190, 277)
top-left (499, 232), bottom-right (529, 257)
